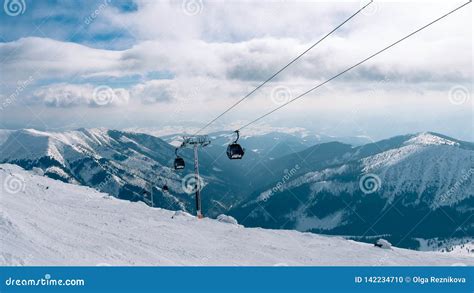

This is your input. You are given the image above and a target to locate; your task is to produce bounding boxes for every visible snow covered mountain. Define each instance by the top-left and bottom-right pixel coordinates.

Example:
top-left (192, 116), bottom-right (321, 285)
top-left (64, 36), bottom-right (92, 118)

top-left (0, 127), bottom-right (369, 216)
top-left (0, 128), bottom-right (183, 207)
top-left (1, 163), bottom-right (471, 266)
top-left (0, 128), bottom-right (247, 214)
top-left (417, 237), bottom-right (473, 256)
top-left (1, 128), bottom-right (472, 251)
top-left (230, 132), bottom-right (474, 249)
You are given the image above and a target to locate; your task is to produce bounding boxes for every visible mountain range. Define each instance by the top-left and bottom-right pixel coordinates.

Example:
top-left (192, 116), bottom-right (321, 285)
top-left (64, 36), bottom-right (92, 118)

top-left (0, 128), bottom-right (472, 251)
top-left (229, 132), bottom-right (474, 249)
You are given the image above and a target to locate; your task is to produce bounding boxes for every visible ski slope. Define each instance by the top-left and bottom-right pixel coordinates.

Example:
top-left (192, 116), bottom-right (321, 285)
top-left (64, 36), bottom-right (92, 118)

top-left (1, 164), bottom-right (472, 266)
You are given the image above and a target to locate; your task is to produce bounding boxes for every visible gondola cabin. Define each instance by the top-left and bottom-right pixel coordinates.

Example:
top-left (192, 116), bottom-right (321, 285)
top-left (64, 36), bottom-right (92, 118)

top-left (226, 130), bottom-right (245, 160)
top-left (226, 143), bottom-right (245, 159)
top-left (174, 156), bottom-right (185, 170)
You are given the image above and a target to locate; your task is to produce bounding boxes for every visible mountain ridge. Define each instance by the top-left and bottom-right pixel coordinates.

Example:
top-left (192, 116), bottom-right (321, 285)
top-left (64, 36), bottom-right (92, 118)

top-left (0, 128), bottom-right (472, 251)
top-left (228, 132), bottom-right (474, 249)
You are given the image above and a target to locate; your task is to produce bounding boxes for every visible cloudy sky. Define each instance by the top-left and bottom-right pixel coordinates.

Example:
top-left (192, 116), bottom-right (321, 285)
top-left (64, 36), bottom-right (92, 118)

top-left (0, 0), bottom-right (472, 141)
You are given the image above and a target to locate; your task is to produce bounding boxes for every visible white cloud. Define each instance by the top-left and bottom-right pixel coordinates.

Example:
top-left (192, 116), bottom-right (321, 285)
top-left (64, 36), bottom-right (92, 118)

top-left (2, 33), bottom-right (470, 93)
top-left (131, 80), bottom-right (176, 104)
top-left (0, 0), bottom-right (471, 140)
top-left (32, 83), bottom-right (129, 107)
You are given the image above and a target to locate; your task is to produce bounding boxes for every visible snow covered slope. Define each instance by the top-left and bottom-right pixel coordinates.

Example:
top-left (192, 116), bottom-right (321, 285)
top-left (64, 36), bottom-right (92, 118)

top-left (417, 237), bottom-right (473, 256)
top-left (231, 132), bottom-right (474, 248)
top-left (1, 164), bottom-right (472, 266)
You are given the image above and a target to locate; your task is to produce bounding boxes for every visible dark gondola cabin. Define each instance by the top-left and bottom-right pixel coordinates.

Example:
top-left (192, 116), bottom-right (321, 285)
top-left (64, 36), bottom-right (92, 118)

top-left (174, 157), bottom-right (185, 170)
top-left (226, 130), bottom-right (245, 160)
top-left (174, 147), bottom-right (185, 170)
top-left (226, 143), bottom-right (244, 159)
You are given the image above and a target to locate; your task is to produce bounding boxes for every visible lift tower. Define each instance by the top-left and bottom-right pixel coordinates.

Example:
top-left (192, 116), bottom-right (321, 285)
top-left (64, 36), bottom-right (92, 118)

top-left (180, 135), bottom-right (211, 218)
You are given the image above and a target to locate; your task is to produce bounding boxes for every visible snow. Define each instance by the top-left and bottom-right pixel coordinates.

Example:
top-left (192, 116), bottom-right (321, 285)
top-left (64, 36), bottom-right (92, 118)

top-left (292, 210), bottom-right (346, 231)
top-left (216, 214), bottom-right (239, 225)
top-left (0, 128), bottom-right (111, 163)
top-left (126, 125), bottom-right (311, 139)
top-left (44, 166), bottom-right (69, 178)
top-left (1, 164), bottom-right (472, 266)
top-left (375, 239), bottom-right (392, 249)
top-left (169, 140), bottom-right (183, 148)
top-left (416, 237), bottom-right (474, 257)
top-left (361, 144), bottom-right (423, 171)
top-left (256, 165), bottom-right (351, 203)
top-left (360, 133), bottom-right (473, 208)
top-left (125, 126), bottom-right (201, 138)
top-left (406, 132), bottom-right (459, 146)
top-left (362, 132), bottom-right (463, 173)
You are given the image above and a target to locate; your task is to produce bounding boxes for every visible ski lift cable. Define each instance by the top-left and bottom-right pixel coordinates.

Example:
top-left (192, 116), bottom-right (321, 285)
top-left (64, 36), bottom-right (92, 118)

top-left (193, 0), bottom-right (374, 135)
top-left (236, 0), bottom-right (472, 132)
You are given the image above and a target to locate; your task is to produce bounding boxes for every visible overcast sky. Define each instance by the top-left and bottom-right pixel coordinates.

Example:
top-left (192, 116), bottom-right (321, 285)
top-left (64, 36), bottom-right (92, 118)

top-left (0, 0), bottom-right (472, 141)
